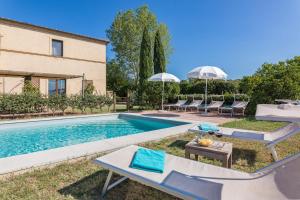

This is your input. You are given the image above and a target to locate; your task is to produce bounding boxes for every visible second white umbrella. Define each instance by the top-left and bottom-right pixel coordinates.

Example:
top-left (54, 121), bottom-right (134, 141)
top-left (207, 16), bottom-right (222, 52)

top-left (187, 66), bottom-right (227, 113)
top-left (148, 73), bottom-right (180, 110)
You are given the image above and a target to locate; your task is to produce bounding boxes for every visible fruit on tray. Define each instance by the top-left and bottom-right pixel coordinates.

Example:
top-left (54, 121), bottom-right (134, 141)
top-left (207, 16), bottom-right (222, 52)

top-left (198, 138), bottom-right (213, 147)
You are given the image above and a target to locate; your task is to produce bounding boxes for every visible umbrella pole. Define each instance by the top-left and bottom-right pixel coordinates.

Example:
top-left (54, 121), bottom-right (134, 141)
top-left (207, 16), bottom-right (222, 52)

top-left (205, 78), bottom-right (208, 114)
top-left (162, 81), bottom-right (164, 110)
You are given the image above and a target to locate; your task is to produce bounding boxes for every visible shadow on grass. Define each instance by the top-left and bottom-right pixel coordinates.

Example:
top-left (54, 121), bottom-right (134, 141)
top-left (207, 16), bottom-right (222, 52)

top-left (168, 140), bottom-right (188, 149)
top-left (58, 170), bottom-right (129, 200)
top-left (232, 148), bottom-right (257, 166)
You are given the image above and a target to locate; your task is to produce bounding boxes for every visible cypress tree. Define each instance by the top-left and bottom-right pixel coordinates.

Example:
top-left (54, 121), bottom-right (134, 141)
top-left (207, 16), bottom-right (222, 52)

top-left (138, 27), bottom-right (153, 102)
top-left (153, 30), bottom-right (166, 73)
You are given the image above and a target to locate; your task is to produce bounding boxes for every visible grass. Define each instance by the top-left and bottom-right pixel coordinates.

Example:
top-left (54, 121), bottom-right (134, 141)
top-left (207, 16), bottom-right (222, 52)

top-left (221, 117), bottom-right (288, 132)
top-left (0, 119), bottom-right (299, 199)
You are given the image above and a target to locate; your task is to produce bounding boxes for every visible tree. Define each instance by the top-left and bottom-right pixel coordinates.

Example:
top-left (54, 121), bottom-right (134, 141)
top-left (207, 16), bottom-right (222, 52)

top-left (153, 30), bottom-right (166, 73)
top-left (106, 5), bottom-right (172, 87)
top-left (138, 27), bottom-right (153, 103)
top-left (239, 56), bottom-right (300, 114)
top-left (84, 83), bottom-right (95, 96)
top-left (106, 59), bottom-right (128, 96)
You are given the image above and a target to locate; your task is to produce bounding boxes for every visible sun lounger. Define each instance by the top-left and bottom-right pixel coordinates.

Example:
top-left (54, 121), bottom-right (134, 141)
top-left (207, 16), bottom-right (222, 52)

top-left (95, 145), bottom-right (300, 199)
top-left (179, 100), bottom-right (203, 112)
top-left (198, 100), bottom-right (224, 113)
top-left (275, 99), bottom-right (300, 105)
top-left (163, 100), bottom-right (187, 111)
top-left (189, 123), bottom-right (300, 161)
top-left (256, 104), bottom-right (300, 122)
top-left (219, 101), bottom-right (249, 116)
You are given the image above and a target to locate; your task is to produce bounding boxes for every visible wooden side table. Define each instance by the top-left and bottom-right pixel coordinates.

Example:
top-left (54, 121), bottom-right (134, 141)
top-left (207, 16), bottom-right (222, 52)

top-left (185, 138), bottom-right (233, 168)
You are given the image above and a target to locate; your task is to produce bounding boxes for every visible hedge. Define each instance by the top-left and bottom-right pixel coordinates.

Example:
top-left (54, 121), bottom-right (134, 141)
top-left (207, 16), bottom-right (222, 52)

top-left (0, 93), bottom-right (113, 116)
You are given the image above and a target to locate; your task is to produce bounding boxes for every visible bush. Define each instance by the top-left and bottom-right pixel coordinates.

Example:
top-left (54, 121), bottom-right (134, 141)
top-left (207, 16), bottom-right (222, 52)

top-left (240, 56), bottom-right (300, 114)
top-left (143, 82), bottom-right (180, 109)
top-left (96, 95), bottom-right (107, 111)
top-left (0, 92), bottom-right (117, 116)
top-left (180, 79), bottom-right (239, 95)
top-left (48, 95), bottom-right (61, 115)
top-left (105, 96), bottom-right (113, 111)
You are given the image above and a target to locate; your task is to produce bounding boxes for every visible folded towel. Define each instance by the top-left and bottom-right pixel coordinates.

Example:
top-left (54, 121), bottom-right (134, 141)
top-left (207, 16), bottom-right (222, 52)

top-left (130, 148), bottom-right (166, 173)
top-left (199, 123), bottom-right (220, 132)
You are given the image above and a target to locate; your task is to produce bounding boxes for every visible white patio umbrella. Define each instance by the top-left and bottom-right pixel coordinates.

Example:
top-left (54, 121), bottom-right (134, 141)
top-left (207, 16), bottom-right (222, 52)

top-left (148, 73), bottom-right (180, 110)
top-left (187, 66), bottom-right (227, 114)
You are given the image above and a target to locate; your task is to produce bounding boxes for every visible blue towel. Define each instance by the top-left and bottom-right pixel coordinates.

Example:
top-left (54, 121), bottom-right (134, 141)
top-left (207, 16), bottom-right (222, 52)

top-left (130, 148), bottom-right (166, 173)
top-left (199, 123), bottom-right (219, 132)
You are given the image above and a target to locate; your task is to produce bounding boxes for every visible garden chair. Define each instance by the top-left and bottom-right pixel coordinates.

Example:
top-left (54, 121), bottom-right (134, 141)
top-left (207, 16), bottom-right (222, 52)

top-left (95, 145), bottom-right (300, 200)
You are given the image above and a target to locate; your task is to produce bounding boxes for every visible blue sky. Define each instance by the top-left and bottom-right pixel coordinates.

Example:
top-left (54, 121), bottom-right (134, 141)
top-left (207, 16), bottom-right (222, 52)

top-left (1, 0), bottom-right (300, 80)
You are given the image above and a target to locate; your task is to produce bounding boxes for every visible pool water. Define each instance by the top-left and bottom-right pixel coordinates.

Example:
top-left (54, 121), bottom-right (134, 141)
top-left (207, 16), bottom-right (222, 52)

top-left (0, 115), bottom-right (187, 158)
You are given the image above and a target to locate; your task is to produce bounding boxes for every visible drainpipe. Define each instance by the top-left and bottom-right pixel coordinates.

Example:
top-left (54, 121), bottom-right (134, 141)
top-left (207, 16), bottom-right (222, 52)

top-left (82, 73), bottom-right (85, 97)
top-left (0, 34), bottom-right (3, 56)
top-left (2, 77), bottom-right (5, 94)
top-left (0, 34), bottom-right (3, 94)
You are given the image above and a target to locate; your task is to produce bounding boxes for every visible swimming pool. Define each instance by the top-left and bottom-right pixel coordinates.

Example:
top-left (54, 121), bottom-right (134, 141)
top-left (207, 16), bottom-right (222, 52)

top-left (0, 114), bottom-right (188, 158)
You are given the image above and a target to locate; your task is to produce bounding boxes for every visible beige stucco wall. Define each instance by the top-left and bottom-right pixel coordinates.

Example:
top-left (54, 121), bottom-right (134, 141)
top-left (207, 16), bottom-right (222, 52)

top-left (0, 77), bottom-right (23, 94)
top-left (0, 21), bottom-right (107, 95)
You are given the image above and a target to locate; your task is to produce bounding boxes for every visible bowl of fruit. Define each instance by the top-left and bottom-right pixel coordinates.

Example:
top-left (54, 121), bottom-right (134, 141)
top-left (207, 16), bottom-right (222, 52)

top-left (198, 138), bottom-right (213, 147)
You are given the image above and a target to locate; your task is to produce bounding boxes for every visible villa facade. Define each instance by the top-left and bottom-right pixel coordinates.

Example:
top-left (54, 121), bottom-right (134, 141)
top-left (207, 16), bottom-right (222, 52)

top-left (0, 17), bottom-right (108, 95)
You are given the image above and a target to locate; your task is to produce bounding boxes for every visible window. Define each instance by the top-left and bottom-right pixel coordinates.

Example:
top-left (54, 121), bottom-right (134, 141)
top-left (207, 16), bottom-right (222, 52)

top-left (48, 79), bottom-right (66, 95)
top-left (52, 39), bottom-right (63, 57)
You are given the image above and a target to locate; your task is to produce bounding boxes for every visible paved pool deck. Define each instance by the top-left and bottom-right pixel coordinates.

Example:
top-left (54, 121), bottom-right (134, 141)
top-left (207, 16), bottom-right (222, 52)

top-left (137, 110), bottom-right (238, 125)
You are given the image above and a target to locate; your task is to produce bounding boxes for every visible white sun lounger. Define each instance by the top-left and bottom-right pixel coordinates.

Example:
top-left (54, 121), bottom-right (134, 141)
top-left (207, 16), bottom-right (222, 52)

top-left (95, 145), bottom-right (300, 200)
top-left (189, 123), bottom-right (300, 161)
top-left (198, 100), bottom-right (224, 113)
top-left (219, 101), bottom-right (249, 116)
top-left (256, 104), bottom-right (300, 122)
top-left (163, 100), bottom-right (187, 111)
top-left (179, 100), bottom-right (203, 112)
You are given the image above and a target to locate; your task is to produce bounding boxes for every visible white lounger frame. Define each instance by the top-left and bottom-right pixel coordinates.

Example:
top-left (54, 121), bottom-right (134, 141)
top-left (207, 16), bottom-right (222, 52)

top-left (189, 123), bottom-right (300, 161)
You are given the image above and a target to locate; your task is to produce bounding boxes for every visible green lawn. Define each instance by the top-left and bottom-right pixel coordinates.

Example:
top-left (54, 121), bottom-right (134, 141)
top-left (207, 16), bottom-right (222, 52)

top-left (221, 117), bottom-right (288, 132)
top-left (0, 119), bottom-right (299, 200)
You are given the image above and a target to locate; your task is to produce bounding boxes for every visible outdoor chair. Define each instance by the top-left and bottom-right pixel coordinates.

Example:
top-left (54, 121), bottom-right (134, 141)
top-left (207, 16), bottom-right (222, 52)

top-left (189, 122), bottom-right (300, 161)
top-left (198, 100), bottom-right (224, 113)
top-left (95, 145), bottom-right (300, 200)
top-left (219, 101), bottom-right (249, 116)
top-left (179, 100), bottom-right (203, 112)
top-left (163, 100), bottom-right (187, 111)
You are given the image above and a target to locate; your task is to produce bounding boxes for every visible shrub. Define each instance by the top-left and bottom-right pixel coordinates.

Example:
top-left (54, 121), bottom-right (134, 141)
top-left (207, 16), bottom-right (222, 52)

top-left (57, 95), bottom-right (69, 114)
top-left (84, 83), bottom-right (95, 96)
top-left (105, 96), bottom-right (113, 111)
top-left (85, 94), bottom-right (98, 113)
top-left (240, 56), bottom-right (300, 114)
top-left (48, 95), bottom-right (61, 115)
top-left (0, 92), bottom-right (115, 116)
top-left (96, 95), bottom-right (107, 111)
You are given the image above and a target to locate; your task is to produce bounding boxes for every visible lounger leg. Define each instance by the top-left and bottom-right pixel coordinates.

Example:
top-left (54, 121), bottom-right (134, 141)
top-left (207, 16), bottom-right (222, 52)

top-left (270, 146), bottom-right (279, 161)
top-left (101, 170), bottom-right (113, 197)
top-left (101, 170), bottom-right (128, 198)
